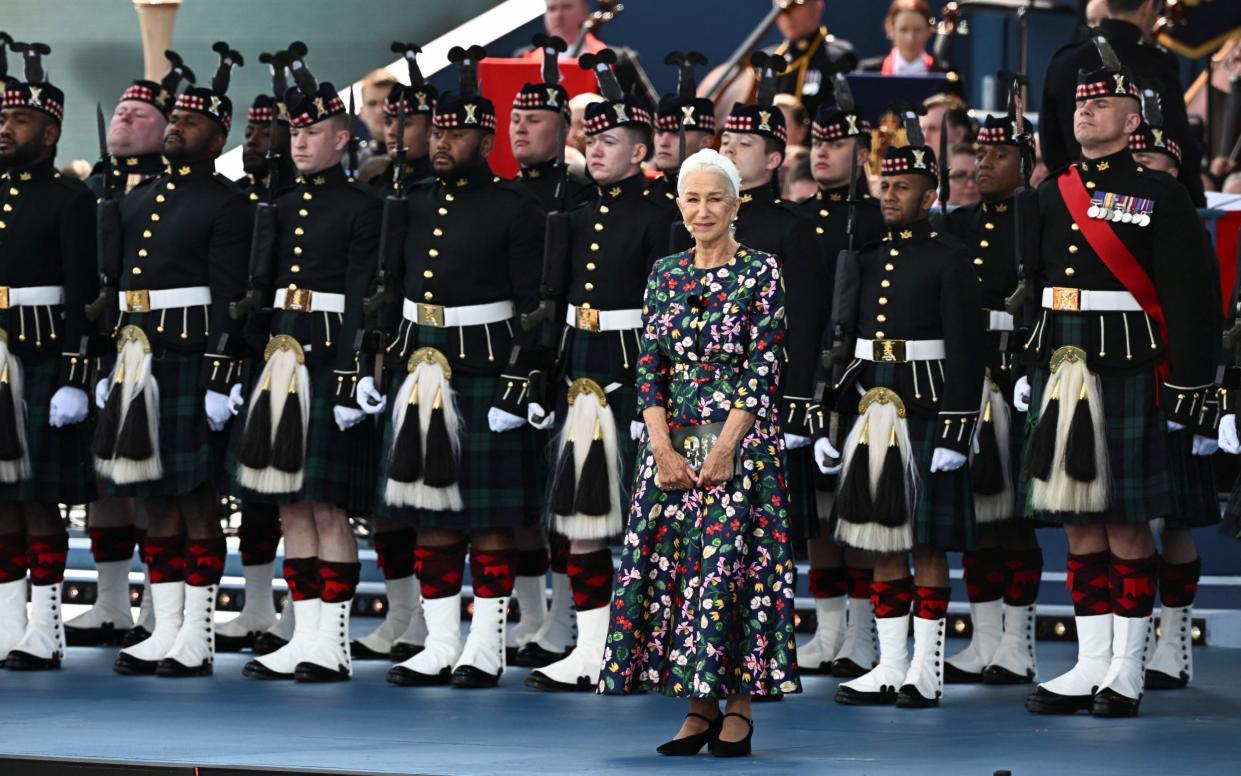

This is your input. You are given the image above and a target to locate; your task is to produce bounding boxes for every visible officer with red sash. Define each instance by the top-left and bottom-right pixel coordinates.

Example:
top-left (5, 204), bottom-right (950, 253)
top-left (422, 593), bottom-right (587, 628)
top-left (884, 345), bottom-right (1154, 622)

top-left (1017, 42), bottom-right (1219, 718)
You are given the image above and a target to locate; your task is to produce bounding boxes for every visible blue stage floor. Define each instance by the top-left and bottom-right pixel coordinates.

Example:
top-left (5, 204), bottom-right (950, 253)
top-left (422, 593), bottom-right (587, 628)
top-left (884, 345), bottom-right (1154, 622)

top-left (1, 640), bottom-right (1238, 775)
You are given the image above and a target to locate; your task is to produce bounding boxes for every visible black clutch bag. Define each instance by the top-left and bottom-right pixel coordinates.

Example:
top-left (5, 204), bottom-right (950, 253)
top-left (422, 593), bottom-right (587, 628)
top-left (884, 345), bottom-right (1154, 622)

top-left (655, 421), bottom-right (737, 489)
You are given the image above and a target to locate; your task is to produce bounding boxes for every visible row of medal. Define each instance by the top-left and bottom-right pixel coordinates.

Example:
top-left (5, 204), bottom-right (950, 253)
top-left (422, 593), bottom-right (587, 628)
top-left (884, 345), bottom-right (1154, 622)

top-left (1085, 191), bottom-right (1153, 226)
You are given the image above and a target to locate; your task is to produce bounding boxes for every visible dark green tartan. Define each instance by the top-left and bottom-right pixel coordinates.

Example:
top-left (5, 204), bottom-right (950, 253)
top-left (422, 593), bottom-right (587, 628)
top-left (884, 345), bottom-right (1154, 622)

top-left (0, 354), bottom-right (96, 505)
top-left (1164, 428), bottom-right (1220, 529)
top-left (785, 446), bottom-right (820, 539)
top-left (829, 363), bottom-right (975, 551)
top-left (231, 362), bottom-right (377, 515)
top-left (1023, 313), bottom-right (1171, 526)
top-left (108, 351), bottom-right (225, 499)
top-left (375, 326), bottom-right (543, 529)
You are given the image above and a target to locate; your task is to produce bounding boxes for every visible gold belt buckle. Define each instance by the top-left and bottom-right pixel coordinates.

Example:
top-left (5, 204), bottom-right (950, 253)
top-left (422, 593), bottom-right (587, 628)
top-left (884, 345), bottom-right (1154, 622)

top-left (284, 288), bottom-right (313, 312)
top-left (416, 302), bottom-right (445, 327)
top-left (1051, 287), bottom-right (1081, 312)
top-left (575, 306), bottom-right (600, 332)
top-left (0, 287), bottom-right (9, 310)
top-left (125, 289), bottom-right (151, 313)
top-left (872, 338), bottom-right (907, 363)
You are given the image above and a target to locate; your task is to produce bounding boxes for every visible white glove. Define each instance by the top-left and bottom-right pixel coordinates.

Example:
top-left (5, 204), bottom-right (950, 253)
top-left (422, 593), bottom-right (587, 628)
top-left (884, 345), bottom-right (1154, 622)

top-left (49, 386), bottom-right (89, 428)
top-left (1013, 375), bottom-right (1030, 413)
top-left (930, 447), bottom-right (967, 472)
top-left (813, 437), bottom-right (842, 475)
top-left (630, 420), bottom-right (646, 441)
top-left (228, 383), bottom-right (245, 415)
top-left (334, 405), bottom-right (366, 431)
top-left (1220, 414), bottom-right (1240, 454)
top-left (488, 407), bottom-right (526, 433)
top-left (94, 378), bottom-right (110, 410)
top-left (1192, 434), bottom-right (1219, 457)
top-left (527, 401), bottom-right (555, 430)
top-left (784, 433), bottom-right (811, 450)
top-left (357, 376), bottom-right (387, 415)
top-left (204, 390), bottom-right (232, 432)
top-left (1167, 420), bottom-right (1187, 432)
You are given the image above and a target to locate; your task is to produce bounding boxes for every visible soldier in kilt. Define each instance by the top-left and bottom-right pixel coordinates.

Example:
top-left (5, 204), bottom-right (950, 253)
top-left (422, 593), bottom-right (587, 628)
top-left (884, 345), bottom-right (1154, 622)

top-left (0, 45), bottom-right (97, 671)
top-left (941, 113), bottom-right (1045, 686)
top-left (1018, 52), bottom-right (1219, 718)
top-left (522, 50), bottom-right (674, 692)
top-left (716, 55), bottom-right (832, 551)
top-left (372, 45), bottom-right (546, 690)
top-left (505, 58), bottom-right (586, 668)
top-left (798, 95), bottom-right (887, 680)
top-left (828, 140), bottom-right (984, 709)
top-left (70, 55), bottom-right (194, 650)
top-left (214, 90), bottom-right (298, 655)
top-left (352, 49), bottom-right (439, 664)
top-left (1125, 120), bottom-right (1221, 692)
top-left (236, 50), bottom-right (380, 684)
top-left (97, 44), bottom-right (250, 679)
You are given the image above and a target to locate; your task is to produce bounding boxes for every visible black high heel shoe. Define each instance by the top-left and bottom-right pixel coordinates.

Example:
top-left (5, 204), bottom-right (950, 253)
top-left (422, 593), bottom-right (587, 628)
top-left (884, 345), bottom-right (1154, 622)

top-left (656, 712), bottom-right (722, 756)
top-left (712, 712), bottom-right (753, 758)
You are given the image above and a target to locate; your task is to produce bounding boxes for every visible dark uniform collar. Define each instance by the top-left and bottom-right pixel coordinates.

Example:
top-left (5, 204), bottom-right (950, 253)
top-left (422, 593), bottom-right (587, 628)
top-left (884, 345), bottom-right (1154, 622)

top-left (1, 156), bottom-right (57, 182)
top-left (166, 158), bottom-right (217, 180)
top-left (1078, 146), bottom-right (1141, 180)
top-left (115, 152), bottom-right (165, 177)
top-left (297, 164), bottom-right (349, 188)
top-left (786, 26), bottom-right (827, 59)
top-left (596, 172), bottom-right (646, 200)
top-left (1097, 18), bottom-right (1143, 47)
top-left (739, 181), bottom-right (779, 208)
top-left (815, 181), bottom-right (852, 203)
top-left (884, 218), bottom-right (935, 242)
top-left (437, 162), bottom-right (495, 191)
top-left (518, 157), bottom-right (559, 180)
top-left (981, 195), bottom-right (1014, 215)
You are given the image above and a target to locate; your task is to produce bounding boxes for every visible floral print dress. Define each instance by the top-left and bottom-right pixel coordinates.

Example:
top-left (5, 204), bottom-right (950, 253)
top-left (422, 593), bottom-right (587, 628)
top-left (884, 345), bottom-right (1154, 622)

top-left (598, 246), bottom-right (801, 699)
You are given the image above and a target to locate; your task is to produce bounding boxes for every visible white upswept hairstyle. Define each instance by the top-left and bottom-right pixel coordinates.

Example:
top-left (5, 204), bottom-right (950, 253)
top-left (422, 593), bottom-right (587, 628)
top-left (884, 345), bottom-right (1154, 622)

top-left (677, 148), bottom-right (742, 199)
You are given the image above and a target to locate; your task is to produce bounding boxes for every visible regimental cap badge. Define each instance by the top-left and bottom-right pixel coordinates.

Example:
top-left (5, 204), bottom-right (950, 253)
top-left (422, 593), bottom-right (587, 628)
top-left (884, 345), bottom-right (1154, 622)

top-left (911, 149), bottom-right (926, 169)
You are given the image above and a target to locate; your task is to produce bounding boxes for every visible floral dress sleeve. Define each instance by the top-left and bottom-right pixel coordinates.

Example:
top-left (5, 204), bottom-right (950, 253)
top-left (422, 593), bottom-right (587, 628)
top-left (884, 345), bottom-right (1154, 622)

top-left (636, 258), bottom-right (670, 411)
top-left (734, 253), bottom-right (785, 420)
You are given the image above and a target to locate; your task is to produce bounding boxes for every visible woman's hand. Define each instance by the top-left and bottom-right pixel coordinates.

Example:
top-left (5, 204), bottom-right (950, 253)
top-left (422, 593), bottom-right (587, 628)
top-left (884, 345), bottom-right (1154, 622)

top-left (653, 443), bottom-right (697, 491)
top-left (696, 444), bottom-right (736, 488)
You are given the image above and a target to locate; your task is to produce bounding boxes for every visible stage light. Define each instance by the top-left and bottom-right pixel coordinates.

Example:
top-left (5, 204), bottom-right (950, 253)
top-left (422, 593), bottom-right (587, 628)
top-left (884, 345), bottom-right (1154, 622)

top-left (1192, 625), bottom-right (1202, 642)
top-left (371, 598), bottom-right (385, 615)
top-left (66, 585), bottom-right (81, 601)
top-left (218, 592), bottom-right (232, 608)
top-left (953, 618), bottom-right (967, 634)
top-left (1053, 621), bottom-right (1066, 637)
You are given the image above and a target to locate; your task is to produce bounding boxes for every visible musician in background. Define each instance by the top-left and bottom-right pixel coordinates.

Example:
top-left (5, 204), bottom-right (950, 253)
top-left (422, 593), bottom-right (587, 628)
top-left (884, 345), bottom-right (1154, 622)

top-left (517, 0), bottom-right (607, 58)
top-left (946, 143), bottom-right (980, 207)
top-left (764, 0), bottom-right (858, 118)
top-left (859, 0), bottom-right (938, 75)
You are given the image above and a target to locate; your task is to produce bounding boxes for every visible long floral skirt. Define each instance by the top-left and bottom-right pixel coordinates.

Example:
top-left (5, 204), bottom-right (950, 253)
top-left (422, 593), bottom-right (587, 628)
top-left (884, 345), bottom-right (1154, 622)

top-left (597, 434), bottom-right (802, 699)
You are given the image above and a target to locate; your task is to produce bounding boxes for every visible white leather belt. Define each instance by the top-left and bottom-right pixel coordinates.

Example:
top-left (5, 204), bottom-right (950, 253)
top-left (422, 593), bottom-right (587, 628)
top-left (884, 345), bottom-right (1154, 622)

top-left (0, 285), bottom-right (64, 308)
top-left (986, 309), bottom-right (1014, 332)
top-left (402, 298), bottom-right (514, 328)
top-left (118, 286), bottom-right (211, 313)
top-left (854, 338), bottom-right (947, 363)
top-left (1041, 287), bottom-right (1142, 312)
top-left (273, 287), bottom-right (346, 314)
top-left (566, 304), bottom-right (642, 332)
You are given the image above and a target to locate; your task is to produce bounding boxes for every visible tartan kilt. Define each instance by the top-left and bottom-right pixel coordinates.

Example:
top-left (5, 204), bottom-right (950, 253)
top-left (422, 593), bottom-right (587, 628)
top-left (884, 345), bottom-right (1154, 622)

top-left (106, 350), bottom-right (225, 499)
top-left (230, 361), bottom-right (377, 515)
top-left (0, 353), bottom-right (96, 505)
top-left (785, 445), bottom-right (821, 539)
top-left (1164, 428), bottom-right (1220, 529)
top-left (828, 364), bottom-right (975, 551)
top-left (552, 329), bottom-right (639, 522)
top-left (375, 328), bottom-right (543, 530)
top-left (1023, 314), bottom-right (1171, 526)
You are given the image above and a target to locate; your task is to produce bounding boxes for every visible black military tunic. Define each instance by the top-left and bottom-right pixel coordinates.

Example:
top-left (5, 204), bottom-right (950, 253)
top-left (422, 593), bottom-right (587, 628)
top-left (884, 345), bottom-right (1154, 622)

top-left (111, 159), bottom-right (250, 497)
top-left (514, 158), bottom-right (593, 213)
top-left (369, 154), bottom-right (433, 198)
top-left (646, 171), bottom-right (678, 211)
top-left (791, 180), bottom-right (885, 298)
top-left (764, 26), bottom-right (858, 119)
top-left (1023, 149), bottom-right (1219, 524)
top-left (832, 219), bottom-right (983, 548)
top-left (1040, 19), bottom-right (1203, 206)
top-left (0, 158), bottom-right (98, 504)
top-left (378, 162), bottom-right (546, 530)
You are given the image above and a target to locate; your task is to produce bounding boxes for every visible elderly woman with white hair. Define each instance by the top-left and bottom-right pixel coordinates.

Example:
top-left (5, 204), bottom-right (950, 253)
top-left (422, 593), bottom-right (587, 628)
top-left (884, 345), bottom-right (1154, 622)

top-left (597, 149), bottom-right (799, 757)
